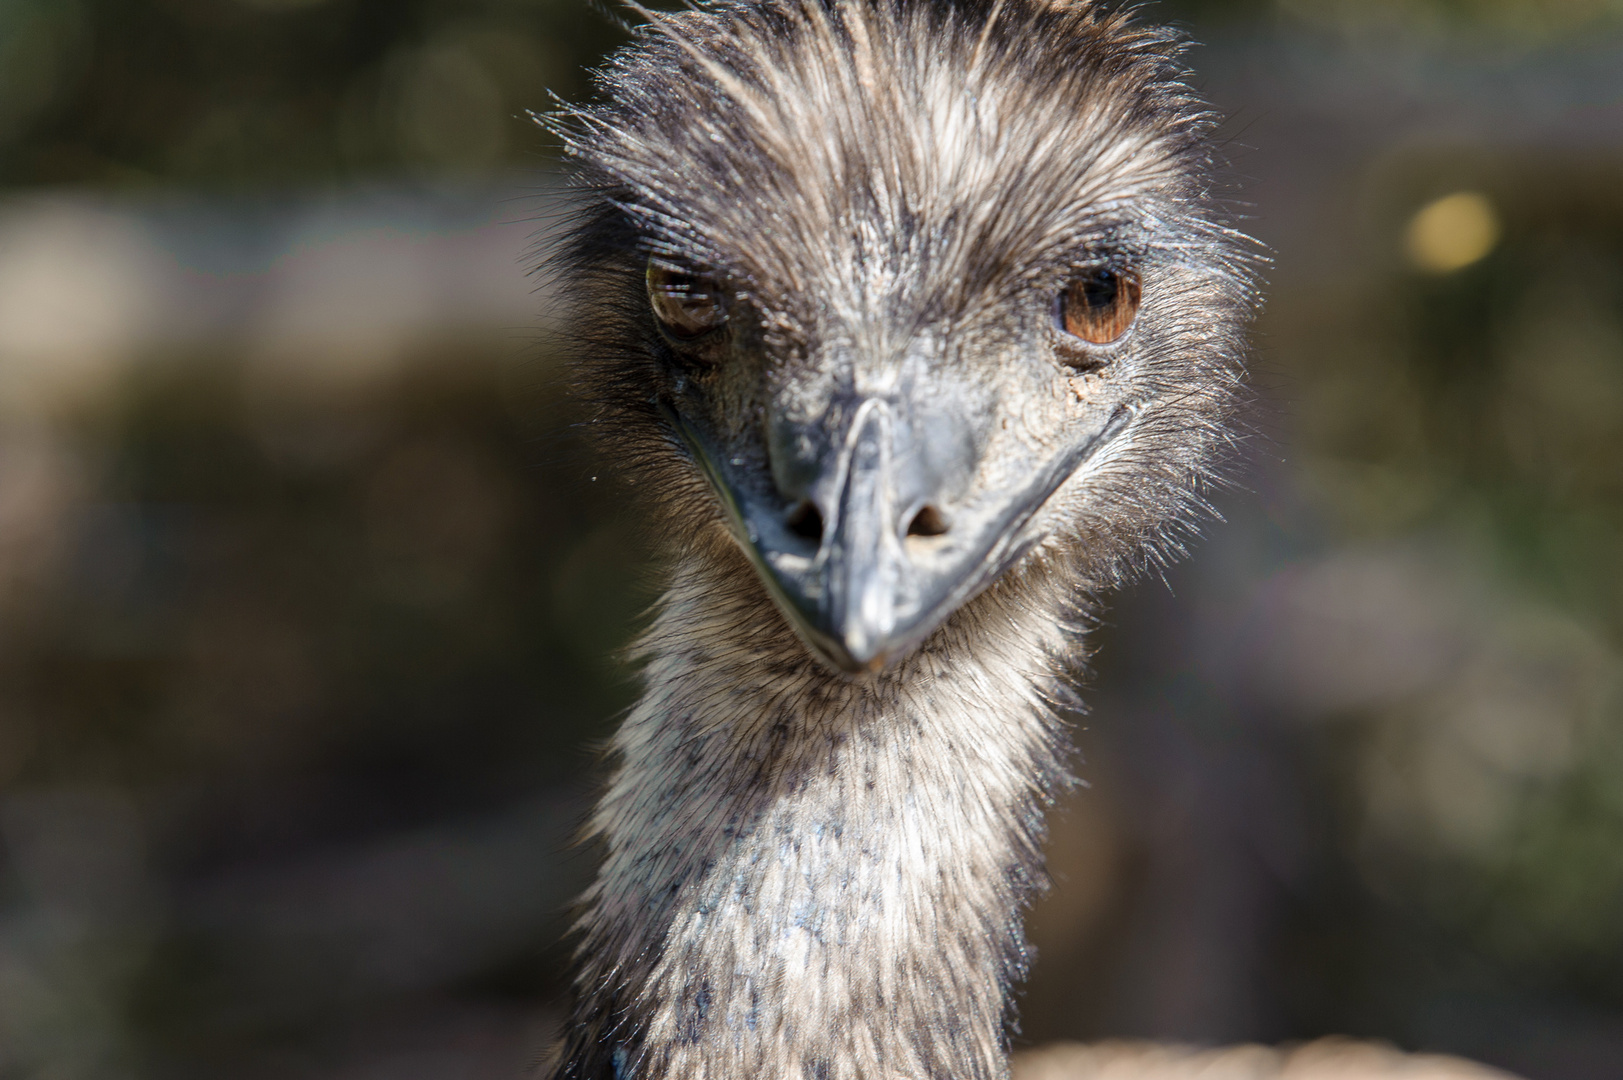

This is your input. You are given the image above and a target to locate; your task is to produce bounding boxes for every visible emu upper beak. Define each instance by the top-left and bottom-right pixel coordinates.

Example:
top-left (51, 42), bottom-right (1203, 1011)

top-left (668, 398), bottom-right (1129, 675)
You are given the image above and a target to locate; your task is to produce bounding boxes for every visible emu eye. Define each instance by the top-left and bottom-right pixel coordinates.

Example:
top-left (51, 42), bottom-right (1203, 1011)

top-left (647, 260), bottom-right (726, 338)
top-left (1059, 267), bottom-right (1141, 346)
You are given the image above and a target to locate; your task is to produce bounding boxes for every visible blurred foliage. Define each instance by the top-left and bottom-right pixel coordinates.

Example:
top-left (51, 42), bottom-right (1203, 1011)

top-left (2, 349), bottom-right (646, 796)
top-left (0, 347), bottom-right (650, 1074)
top-left (1305, 154), bottom-right (1623, 624)
top-left (0, 0), bottom-right (626, 187)
top-left (4, 0), bottom-right (1621, 189)
top-left (1280, 151), bottom-right (1623, 1025)
top-left (1278, 0), bottom-right (1623, 38)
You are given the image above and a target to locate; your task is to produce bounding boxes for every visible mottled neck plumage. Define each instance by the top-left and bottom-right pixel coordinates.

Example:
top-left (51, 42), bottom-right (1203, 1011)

top-left (554, 552), bottom-right (1077, 1080)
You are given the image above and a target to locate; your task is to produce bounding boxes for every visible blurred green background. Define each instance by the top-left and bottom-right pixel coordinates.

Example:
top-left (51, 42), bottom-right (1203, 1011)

top-left (0, 0), bottom-right (1619, 1077)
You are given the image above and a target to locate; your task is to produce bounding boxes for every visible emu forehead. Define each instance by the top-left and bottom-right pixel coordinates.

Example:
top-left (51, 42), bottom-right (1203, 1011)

top-left (564, 0), bottom-right (1211, 318)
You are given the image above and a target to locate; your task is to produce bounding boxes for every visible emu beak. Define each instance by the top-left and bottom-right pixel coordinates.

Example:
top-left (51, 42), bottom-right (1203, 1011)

top-left (668, 398), bottom-right (1129, 675)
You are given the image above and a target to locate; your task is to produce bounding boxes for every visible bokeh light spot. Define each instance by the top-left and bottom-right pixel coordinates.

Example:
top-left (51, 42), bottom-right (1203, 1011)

top-left (1404, 190), bottom-right (1501, 273)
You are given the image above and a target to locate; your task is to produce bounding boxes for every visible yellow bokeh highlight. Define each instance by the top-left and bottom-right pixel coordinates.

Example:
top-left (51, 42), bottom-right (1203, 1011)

top-left (1404, 191), bottom-right (1501, 274)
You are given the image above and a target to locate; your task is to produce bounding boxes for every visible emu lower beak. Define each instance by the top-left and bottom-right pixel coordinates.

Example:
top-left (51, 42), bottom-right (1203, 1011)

top-left (668, 400), bottom-right (1129, 675)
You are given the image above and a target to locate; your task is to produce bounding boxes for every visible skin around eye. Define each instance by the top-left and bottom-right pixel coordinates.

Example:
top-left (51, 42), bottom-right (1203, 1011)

top-left (647, 260), bottom-right (726, 338)
top-left (1060, 267), bottom-right (1141, 345)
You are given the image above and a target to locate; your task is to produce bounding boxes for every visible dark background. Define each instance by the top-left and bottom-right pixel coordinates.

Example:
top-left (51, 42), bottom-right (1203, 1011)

top-left (0, 1), bottom-right (1620, 1077)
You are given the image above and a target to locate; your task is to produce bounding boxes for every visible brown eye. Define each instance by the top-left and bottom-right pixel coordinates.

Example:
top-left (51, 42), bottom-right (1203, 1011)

top-left (1060, 267), bottom-right (1141, 345)
top-left (647, 260), bottom-right (726, 338)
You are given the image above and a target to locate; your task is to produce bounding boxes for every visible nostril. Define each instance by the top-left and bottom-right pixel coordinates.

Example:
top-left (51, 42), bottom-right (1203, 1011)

top-left (786, 500), bottom-right (825, 542)
top-left (906, 505), bottom-right (949, 538)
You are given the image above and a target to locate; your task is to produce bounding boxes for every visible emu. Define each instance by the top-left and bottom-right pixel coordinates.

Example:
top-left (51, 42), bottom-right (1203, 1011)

top-left (539, 1), bottom-right (1507, 1078)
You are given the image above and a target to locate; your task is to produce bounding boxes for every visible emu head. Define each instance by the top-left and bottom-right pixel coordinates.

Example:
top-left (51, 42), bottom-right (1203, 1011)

top-left (552, 0), bottom-right (1253, 674)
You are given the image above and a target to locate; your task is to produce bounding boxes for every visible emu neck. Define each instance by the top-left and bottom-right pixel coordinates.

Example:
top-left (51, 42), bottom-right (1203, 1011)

top-left (558, 553), bottom-right (1073, 1080)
